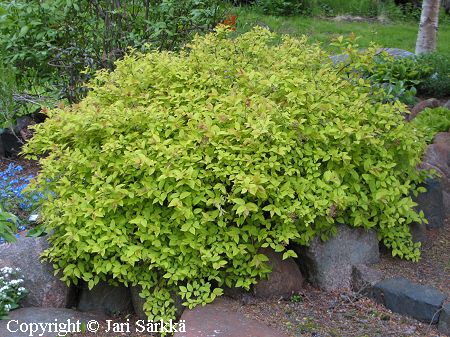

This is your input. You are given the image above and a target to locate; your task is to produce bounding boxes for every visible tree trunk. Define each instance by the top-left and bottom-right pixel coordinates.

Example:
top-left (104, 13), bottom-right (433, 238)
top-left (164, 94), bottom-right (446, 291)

top-left (415, 0), bottom-right (441, 54)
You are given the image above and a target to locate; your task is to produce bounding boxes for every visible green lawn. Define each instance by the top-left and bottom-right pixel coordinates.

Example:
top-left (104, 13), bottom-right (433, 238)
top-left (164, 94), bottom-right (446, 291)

top-left (234, 8), bottom-right (450, 56)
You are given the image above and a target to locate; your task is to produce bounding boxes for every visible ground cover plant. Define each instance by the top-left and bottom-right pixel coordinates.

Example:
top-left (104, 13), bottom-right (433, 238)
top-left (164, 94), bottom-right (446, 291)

top-left (24, 27), bottom-right (429, 321)
top-left (361, 53), bottom-right (432, 104)
top-left (410, 107), bottom-right (450, 143)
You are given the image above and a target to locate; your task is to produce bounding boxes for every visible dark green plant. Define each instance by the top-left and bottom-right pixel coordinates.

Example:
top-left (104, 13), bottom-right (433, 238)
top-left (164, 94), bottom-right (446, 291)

top-left (416, 53), bottom-right (450, 98)
top-left (0, 63), bottom-right (51, 129)
top-left (410, 107), bottom-right (450, 143)
top-left (368, 55), bottom-right (429, 88)
top-left (255, 0), bottom-right (310, 15)
top-left (314, 0), bottom-right (381, 17)
top-left (362, 53), bottom-right (432, 104)
top-left (24, 27), bottom-right (427, 322)
top-left (0, 206), bottom-right (18, 243)
top-left (0, 64), bottom-right (17, 129)
top-left (0, 0), bottom-right (228, 104)
top-left (380, 0), bottom-right (422, 21)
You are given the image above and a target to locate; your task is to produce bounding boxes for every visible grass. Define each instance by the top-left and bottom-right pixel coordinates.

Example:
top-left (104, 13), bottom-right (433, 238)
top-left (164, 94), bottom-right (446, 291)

top-left (233, 7), bottom-right (450, 56)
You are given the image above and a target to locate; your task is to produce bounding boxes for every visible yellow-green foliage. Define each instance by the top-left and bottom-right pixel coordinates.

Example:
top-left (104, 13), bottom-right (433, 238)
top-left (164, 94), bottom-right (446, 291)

top-left (24, 27), bottom-right (427, 321)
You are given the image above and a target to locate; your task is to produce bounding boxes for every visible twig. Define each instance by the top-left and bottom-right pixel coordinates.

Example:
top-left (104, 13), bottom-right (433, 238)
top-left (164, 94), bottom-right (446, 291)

top-left (12, 93), bottom-right (56, 106)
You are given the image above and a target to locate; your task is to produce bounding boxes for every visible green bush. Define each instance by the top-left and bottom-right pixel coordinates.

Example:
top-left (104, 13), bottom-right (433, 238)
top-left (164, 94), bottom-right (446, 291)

top-left (0, 0), bottom-right (228, 104)
top-left (0, 63), bottom-right (49, 128)
top-left (410, 107), bottom-right (450, 143)
top-left (255, 0), bottom-right (309, 15)
top-left (416, 53), bottom-right (450, 98)
top-left (0, 64), bottom-right (17, 128)
top-left (253, 0), bottom-right (406, 18)
top-left (24, 27), bottom-right (427, 321)
top-left (314, 0), bottom-right (381, 17)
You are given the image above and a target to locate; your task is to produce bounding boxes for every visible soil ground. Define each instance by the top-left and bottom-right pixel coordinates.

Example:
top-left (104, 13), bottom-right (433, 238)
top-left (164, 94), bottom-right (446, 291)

top-left (0, 156), bottom-right (40, 177)
top-left (374, 218), bottom-right (450, 296)
top-left (238, 286), bottom-right (446, 337)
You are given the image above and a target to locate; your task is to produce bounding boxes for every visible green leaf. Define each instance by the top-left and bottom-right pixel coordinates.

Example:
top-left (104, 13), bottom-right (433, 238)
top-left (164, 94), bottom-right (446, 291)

top-left (282, 250), bottom-right (297, 260)
top-left (19, 25), bottom-right (29, 37)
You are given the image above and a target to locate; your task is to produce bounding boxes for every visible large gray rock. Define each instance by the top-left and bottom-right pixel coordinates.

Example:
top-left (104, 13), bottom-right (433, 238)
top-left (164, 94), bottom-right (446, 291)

top-left (253, 247), bottom-right (304, 299)
top-left (294, 225), bottom-right (380, 291)
top-left (130, 285), bottom-right (147, 319)
top-left (409, 221), bottom-right (427, 243)
top-left (414, 178), bottom-right (445, 229)
top-left (444, 191), bottom-right (450, 218)
top-left (77, 281), bottom-right (133, 316)
top-left (419, 132), bottom-right (450, 218)
top-left (373, 277), bottom-right (447, 323)
top-left (0, 307), bottom-right (105, 337)
top-left (444, 99), bottom-right (450, 110)
top-left (377, 48), bottom-right (415, 59)
top-left (422, 132), bottom-right (450, 180)
top-left (438, 302), bottom-right (450, 335)
top-left (130, 285), bottom-right (184, 320)
top-left (0, 236), bottom-right (73, 308)
top-left (330, 48), bottom-right (414, 65)
top-left (0, 130), bottom-right (22, 158)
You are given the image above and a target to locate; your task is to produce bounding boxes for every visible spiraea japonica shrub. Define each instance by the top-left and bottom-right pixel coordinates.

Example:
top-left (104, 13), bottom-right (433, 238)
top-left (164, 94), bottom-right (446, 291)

top-left (24, 27), bottom-right (428, 321)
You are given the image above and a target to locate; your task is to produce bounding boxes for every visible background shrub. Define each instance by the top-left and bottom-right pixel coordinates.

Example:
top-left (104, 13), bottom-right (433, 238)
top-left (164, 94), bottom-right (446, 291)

top-left (416, 53), bottom-right (450, 98)
top-left (254, 0), bottom-right (310, 15)
top-left (252, 0), bottom-right (426, 18)
top-left (360, 52), bottom-right (450, 104)
top-left (313, 0), bottom-right (381, 17)
top-left (0, 0), bottom-right (228, 110)
top-left (0, 64), bottom-right (17, 128)
top-left (24, 27), bottom-right (427, 321)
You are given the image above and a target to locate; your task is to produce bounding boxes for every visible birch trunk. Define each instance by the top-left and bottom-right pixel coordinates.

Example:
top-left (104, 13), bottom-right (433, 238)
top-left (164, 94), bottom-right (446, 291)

top-left (415, 0), bottom-right (441, 54)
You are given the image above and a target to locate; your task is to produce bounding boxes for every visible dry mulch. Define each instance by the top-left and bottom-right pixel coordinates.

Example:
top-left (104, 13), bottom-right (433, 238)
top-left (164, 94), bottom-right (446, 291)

top-left (237, 286), bottom-right (445, 337)
top-left (0, 156), bottom-right (40, 177)
top-left (373, 217), bottom-right (450, 296)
